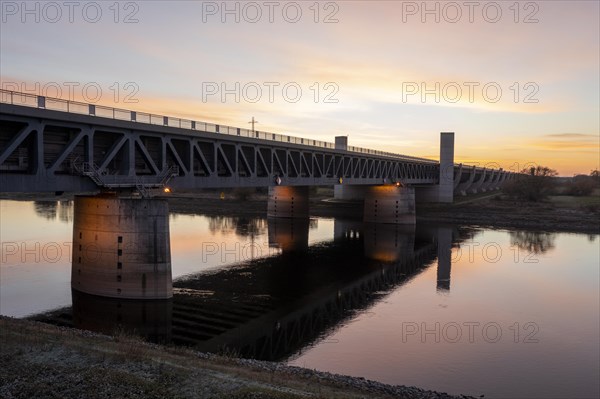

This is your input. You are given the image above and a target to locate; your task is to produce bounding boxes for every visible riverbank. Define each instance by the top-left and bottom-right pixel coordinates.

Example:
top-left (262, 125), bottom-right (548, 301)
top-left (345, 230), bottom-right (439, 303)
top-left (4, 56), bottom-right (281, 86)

top-left (416, 192), bottom-right (600, 234)
top-left (164, 189), bottom-right (599, 234)
top-left (0, 317), bottom-right (473, 399)
top-left (1, 188), bottom-right (598, 234)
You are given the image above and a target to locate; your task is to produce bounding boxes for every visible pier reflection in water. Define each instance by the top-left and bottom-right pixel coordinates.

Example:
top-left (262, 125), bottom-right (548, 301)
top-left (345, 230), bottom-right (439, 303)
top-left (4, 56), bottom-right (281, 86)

top-left (32, 215), bottom-right (463, 362)
top-left (72, 290), bottom-right (172, 343)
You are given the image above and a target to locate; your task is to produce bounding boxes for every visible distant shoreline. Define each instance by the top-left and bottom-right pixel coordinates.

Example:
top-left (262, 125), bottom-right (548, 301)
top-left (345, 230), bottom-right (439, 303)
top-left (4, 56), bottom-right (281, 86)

top-left (165, 191), bottom-right (600, 235)
top-left (1, 189), bottom-right (598, 234)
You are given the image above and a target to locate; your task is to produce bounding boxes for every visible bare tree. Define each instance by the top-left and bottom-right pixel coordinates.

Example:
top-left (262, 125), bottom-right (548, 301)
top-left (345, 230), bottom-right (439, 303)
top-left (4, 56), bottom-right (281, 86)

top-left (503, 166), bottom-right (558, 201)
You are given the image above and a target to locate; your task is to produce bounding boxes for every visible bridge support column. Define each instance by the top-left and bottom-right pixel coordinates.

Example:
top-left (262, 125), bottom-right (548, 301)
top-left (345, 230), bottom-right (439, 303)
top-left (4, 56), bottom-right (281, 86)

top-left (438, 132), bottom-right (455, 203)
top-left (497, 171), bottom-right (508, 189)
top-left (456, 165), bottom-right (477, 196)
top-left (470, 168), bottom-right (487, 194)
top-left (71, 194), bottom-right (172, 299)
top-left (364, 185), bottom-right (416, 224)
top-left (267, 186), bottom-right (309, 219)
top-left (414, 132), bottom-right (455, 203)
top-left (333, 184), bottom-right (368, 201)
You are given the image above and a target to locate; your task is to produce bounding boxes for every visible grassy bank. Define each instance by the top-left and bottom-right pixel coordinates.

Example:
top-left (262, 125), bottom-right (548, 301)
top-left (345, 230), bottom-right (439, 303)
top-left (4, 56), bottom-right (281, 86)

top-left (0, 317), bottom-right (471, 399)
top-left (164, 189), bottom-right (599, 234)
top-left (416, 192), bottom-right (599, 234)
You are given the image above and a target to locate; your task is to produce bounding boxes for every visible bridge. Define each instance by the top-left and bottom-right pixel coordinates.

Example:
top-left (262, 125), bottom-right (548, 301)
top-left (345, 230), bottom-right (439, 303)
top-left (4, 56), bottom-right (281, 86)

top-left (0, 90), bottom-right (513, 301)
top-left (0, 90), bottom-right (510, 198)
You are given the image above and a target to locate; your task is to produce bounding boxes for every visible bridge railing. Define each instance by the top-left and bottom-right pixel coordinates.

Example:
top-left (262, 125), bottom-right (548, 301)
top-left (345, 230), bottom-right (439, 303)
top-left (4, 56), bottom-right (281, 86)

top-left (0, 89), bottom-right (438, 164)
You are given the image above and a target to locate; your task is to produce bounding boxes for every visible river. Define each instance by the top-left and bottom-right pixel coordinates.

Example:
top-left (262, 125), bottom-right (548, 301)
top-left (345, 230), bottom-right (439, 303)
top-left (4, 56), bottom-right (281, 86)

top-left (0, 199), bottom-right (598, 399)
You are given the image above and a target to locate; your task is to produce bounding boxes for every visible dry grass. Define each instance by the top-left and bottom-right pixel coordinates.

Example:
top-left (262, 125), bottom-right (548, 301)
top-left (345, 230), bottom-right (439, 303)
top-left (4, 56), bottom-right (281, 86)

top-left (0, 317), bottom-right (412, 399)
top-left (550, 194), bottom-right (600, 207)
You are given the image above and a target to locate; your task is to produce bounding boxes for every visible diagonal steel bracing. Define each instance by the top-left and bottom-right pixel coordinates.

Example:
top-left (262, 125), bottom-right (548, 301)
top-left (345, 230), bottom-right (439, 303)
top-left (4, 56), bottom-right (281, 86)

top-left (1, 93), bottom-right (512, 194)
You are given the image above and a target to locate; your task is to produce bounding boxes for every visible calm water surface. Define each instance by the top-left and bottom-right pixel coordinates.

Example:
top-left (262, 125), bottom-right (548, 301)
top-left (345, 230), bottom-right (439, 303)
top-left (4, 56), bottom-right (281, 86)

top-left (0, 199), bottom-right (598, 399)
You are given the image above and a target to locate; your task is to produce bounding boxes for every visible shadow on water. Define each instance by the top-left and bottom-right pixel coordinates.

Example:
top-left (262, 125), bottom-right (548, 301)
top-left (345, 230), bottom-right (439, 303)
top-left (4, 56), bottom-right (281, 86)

top-left (30, 216), bottom-right (480, 361)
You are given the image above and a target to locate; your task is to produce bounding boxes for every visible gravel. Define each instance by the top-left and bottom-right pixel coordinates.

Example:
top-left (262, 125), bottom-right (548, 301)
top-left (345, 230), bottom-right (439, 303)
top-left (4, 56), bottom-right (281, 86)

top-left (0, 317), bottom-right (476, 399)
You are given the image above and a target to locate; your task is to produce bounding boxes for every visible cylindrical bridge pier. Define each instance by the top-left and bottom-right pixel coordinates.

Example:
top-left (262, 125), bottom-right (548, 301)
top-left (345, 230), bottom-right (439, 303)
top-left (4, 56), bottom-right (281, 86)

top-left (267, 186), bottom-right (309, 219)
top-left (71, 194), bottom-right (172, 299)
top-left (363, 185), bottom-right (416, 224)
top-left (334, 184), bottom-right (417, 224)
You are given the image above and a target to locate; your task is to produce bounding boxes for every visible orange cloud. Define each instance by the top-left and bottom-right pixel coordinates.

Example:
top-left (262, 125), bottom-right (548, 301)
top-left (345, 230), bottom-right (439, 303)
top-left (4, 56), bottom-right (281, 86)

top-left (529, 134), bottom-right (599, 150)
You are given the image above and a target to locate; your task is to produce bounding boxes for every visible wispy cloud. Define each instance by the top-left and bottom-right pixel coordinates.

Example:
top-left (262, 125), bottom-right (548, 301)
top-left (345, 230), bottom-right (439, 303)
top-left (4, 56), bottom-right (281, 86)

top-left (530, 133), bottom-right (599, 150)
top-left (544, 133), bottom-right (598, 139)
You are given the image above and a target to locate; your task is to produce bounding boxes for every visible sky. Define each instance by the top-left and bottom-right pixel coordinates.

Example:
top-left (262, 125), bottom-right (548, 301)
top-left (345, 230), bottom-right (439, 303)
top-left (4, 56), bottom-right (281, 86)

top-left (1, 0), bottom-right (598, 176)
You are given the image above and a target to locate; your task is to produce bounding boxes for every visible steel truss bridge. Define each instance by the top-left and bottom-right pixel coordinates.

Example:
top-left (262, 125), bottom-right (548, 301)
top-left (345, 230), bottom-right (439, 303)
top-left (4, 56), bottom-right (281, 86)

top-left (0, 90), bottom-right (509, 194)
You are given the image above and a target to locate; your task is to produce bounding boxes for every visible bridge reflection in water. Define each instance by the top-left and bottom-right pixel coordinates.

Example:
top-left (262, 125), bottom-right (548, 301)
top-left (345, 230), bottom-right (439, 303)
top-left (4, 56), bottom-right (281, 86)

top-left (32, 218), bottom-right (464, 361)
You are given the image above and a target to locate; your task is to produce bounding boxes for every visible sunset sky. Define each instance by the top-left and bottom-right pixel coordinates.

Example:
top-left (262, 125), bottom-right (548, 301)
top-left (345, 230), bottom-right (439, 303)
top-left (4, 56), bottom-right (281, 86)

top-left (1, 1), bottom-right (598, 176)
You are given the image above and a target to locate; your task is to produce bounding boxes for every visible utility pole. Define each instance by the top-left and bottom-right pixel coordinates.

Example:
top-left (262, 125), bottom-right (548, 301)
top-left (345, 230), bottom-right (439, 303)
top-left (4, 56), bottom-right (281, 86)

top-left (248, 117), bottom-right (258, 132)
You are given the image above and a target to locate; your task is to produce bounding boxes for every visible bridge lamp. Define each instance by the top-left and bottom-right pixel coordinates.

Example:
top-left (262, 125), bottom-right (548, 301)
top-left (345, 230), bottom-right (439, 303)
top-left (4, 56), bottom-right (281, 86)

top-left (163, 187), bottom-right (171, 193)
top-left (274, 176), bottom-right (282, 185)
top-left (338, 177), bottom-right (343, 184)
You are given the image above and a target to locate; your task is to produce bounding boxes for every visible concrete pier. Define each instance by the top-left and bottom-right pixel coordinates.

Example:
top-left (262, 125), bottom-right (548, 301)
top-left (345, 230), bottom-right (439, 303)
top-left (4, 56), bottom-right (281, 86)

top-left (333, 185), bottom-right (368, 201)
top-left (438, 132), bottom-right (455, 203)
top-left (456, 165), bottom-right (477, 196)
top-left (363, 185), bottom-right (416, 224)
top-left (415, 132), bottom-right (455, 203)
top-left (267, 186), bottom-right (309, 219)
top-left (469, 168), bottom-right (486, 194)
top-left (71, 194), bottom-right (172, 299)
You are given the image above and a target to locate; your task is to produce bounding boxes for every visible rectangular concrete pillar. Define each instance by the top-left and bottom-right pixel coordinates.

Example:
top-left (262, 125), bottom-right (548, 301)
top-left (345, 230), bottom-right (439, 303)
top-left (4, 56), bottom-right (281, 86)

top-left (335, 136), bottom-right (348, 150)
top-left (439, 132), bottom-right (455, 203)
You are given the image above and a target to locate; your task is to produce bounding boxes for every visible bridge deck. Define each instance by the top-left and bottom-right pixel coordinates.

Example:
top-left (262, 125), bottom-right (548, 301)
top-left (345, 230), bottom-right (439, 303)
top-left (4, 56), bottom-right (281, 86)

top-left (1, 91), bottom-right (444, 193)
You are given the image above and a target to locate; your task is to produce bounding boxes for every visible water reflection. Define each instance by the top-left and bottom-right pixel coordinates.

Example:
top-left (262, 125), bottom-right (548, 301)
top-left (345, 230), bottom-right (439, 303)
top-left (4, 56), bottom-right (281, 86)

top-left (363, 223), bottom-right (415, 262)
top-left (509, 230), bottom-right (556, 254)
top-left (436, 227), bottom-right (453, 291)
top-left (5, 196), bottom-right (596, 399)
top-left (206, 215), bottom-right (318, 240)
top-left (72, 290), bottom-right (172, 343)
top-left (267, 217), bottom-right (310, 252)
top-left (34, 201), bottom-right (56, 220)
top-left (167, 223), bottom-right (447, 360)
top-left (208, 216), bottom-right (268, 237)
top-left (31, 220), bottom-right (463, 362)
top-left (33, 200), bottom-right (73, 223)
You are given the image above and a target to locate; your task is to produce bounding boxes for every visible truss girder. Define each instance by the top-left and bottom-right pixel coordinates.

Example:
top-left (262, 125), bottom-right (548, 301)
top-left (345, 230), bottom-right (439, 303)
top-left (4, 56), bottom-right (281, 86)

top-left (0, 111), bottom-right (440, 192)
